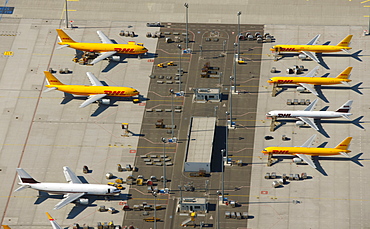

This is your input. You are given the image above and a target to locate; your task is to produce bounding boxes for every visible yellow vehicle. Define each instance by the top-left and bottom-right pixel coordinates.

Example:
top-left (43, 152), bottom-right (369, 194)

top-left (167, 61), bottom-right (175, 66)
top-left (157, 63), bottom-right (165, 68)
top-left (143, 217), bottom-right (161, 222)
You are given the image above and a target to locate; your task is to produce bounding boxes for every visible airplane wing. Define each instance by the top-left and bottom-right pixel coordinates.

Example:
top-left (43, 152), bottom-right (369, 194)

top-left (86, 72), bottom-right (104, 86)
top-left (306, 34), bottom-right (320, 45)
top-left (97, 31), bottom-right (114, 44)
top-left (90, 51), bottom-right (117, 65)
top-left (298, 117), bottom-right (319, 130)
top-left (63, 166), bottom-right (82, 184)
top-left (305, 66), bottom-right (320, 77)
top-left (296, 154), bottom-right (316, 168)
top-left (301, 51), bottom-right (320, 63)
top-left (54, 192), bottom-right (85, 210)
top-left (301, 134), bottom-right (317, 147)
top-left (303, 98), bottom-right (318, 111)
top-left (46, 212), bottom-right (62, 229)
top-left (298, 83), bottom-right (318, 96)
top-left (79, 94), bottom-right (107, 108)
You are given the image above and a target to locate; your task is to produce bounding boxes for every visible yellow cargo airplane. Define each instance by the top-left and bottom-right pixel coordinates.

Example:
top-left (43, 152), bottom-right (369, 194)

top-left (262, 134), bottom-right (352, 169)
top-left (44, 71), bottom-right (140, 108)
top-left (270, 34), bottom-right (353, 63)
top-left (268, 66), bottom-right (352, 96)
top-left (56, 29), bottom-right (148, 65)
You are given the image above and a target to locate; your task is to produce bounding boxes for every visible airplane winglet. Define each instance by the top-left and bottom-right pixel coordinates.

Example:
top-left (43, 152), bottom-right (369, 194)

top-left (46, 212), bottom-right (54, 221)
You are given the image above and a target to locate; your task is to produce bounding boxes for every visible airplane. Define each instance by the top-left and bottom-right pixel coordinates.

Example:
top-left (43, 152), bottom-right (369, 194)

top-left (15, 166), bottom-right (121, 210)
top-left (266, 98), bottom-right (352, 131)
top-left (46, 212), bottom-right (62, 229)
top-left (56, 29), bottom-right (148, 65)
top-left (44, 71), bottom-right (140, 108)
top-left (268, 66), bottom-right (352, 96)
top-left (262, 134), bottom-right (352, 169)
top-left (270, 34), bottom-right (353, 63)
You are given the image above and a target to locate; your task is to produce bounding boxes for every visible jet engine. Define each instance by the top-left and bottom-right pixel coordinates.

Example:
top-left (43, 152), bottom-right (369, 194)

top-left (295, 121), bottom-right (305, 126)
top-left (293, 158), bottom-right (303, 163)
top-left (296, 86), bottom-right (306, 92)
top-left (98, 99), bottom-right (110, 105)
top-left (298, 53), bottom-right (307, 60)
top-left (75, 198), bottom-right (89, 205)
top-left (110, 55), bottom-right (121, 62)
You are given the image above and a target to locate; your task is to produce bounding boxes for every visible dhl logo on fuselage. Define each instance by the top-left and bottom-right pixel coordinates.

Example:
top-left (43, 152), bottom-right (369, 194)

top-left (277, 80), bottom-right (294, 84)
top-left (114, 48), bottom-right (135, 52)
top-left (278, 113), bottom-right (291, 118)
top-left (104, 90), bottom-right (126, 96)
top-left (272, 150), bottom-right (290, 154)
top-left (279, 47), bottom-right (296, 51)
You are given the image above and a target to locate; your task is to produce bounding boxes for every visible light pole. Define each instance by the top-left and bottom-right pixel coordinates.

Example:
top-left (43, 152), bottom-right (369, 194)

top-left (229, 76), bottom-right (233, 124)
top-left (225, 112), bottom-right (229, 162)
top-left (237, 11), bottom-right (241, 57)
top-left (184, 3), bottom-right (189, 50)
top-left (152, 191), bottom-right (157, 229)
top-left (233, 43), bottom-right (238, 93)
top-left (65, 0), bottom-right (69, 28)
top-left (161, 137), bottom-right (167, 189)
top-left (220, 149), bottom-right (225, 204)
top-left (178, 44), bottom-right (182, 92)
top-left (169, 88), bottom-right (175, 138)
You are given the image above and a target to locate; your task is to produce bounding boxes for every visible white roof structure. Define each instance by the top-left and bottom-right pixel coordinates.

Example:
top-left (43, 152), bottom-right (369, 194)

top-left (184, 117), bottom-right (216, 172)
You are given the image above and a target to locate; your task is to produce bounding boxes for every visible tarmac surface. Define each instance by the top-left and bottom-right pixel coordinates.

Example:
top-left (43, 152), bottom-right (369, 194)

top-left (1, 1), bottom-right (370, 229)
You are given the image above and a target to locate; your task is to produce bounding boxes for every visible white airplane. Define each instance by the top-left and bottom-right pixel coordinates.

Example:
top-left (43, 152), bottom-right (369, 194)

top-left (266, 99), bottom-right (353, 131)
top-left (15, 166), bottom-right (121, 210)
top-left (46, 212), bottom-right (62, 229)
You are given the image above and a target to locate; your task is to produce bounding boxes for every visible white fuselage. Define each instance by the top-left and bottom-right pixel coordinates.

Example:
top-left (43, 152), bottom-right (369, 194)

top-left (23, 182), bottom-right (120, 195)
top-left (266, 110), bottom-right (352, 119)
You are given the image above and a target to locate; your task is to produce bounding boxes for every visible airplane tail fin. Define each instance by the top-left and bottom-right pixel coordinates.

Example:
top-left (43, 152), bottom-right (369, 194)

top-left (335, 67), bottom-right (352, 79)
top-left (335, 100), bottom-right (353, 113)
top-left (2, 226), bottom-right (11, 229)
top-left (16, 168), bottom-right (39, 185)
top-left (46, 212), bottom-right (62, 229)
top-left (337, 35), bottom-right (352, 47)
top-left (56, 29), bottom-right (76, 43)
top-left (334, 137), bottom-right (352, 150)
top-left (44, 71), bottom-right (64, 86)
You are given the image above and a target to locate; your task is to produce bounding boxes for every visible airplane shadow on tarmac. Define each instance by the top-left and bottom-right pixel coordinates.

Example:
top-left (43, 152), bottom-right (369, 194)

top-left (274, 50), bottom-right (364, 70)
top-left (273, 116), bottom-right (366, 138)
top-left (61, 93), bottom-right (149, 117)
top-left (34, 191), bottom-right (131, 219)
top-left (271, 153), bottom-right (364, 176)
top-left (275, 82), bottom-right (364, 103)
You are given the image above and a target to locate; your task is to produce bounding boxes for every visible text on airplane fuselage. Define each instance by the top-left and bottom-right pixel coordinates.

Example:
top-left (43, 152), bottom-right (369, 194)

top-left (277, 80), bottom-right (294, 84)
top-left (114, 48), bottom-right (135, 52)
top-left (104, 90), bottom-right (126, 95)
top-left (272, 150), bottom-right (290, 154)
top-left (278, 47), bottom-right (296, 51)
top-left (277, 113), bottom-right (292, 117)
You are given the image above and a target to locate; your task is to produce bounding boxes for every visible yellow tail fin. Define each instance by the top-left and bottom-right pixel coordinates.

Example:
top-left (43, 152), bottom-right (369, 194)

top-left (2, 225), bottom-right (11, 229)
top-left (337, 35), bottom-right (352, 47)
top-left (335, 137), bottom-right (352, 150)
top-left (336, 67), bottom-right (352, 79)
top-left (44, 71), bottom-right (64, 85)
top-left (56, 29), bottom-right (76, 43)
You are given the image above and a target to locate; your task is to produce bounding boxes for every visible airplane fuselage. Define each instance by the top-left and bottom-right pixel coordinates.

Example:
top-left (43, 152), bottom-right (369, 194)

top-left (270, 45), bottom-right (352, 53)
top-left (266, 111), bottom-right (352, 119)
top-left (262, 147), bottom-right (351, 156)
top-left (59, 42), bottom-right (148, 55)
top-left (22, 182), bottom-right (120, 195)
top-left (268, 77), bottom-right (351, 85)
top-left (45, 85), bottom-right (139, 97)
